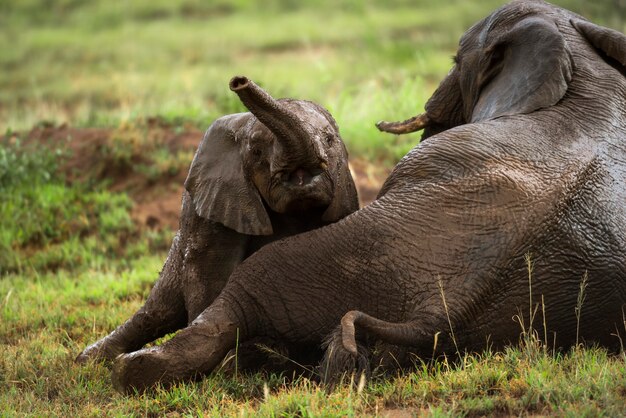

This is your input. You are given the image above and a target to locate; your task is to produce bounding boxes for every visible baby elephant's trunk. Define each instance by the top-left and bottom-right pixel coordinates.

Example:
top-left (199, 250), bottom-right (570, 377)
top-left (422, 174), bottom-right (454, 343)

top-left (229, 75), bottom-right (326, 167)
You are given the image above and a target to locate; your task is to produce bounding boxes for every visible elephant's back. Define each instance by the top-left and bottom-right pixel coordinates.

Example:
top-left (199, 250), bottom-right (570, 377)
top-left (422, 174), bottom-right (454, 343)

top-left (374, 118), bottom-right (626, 335)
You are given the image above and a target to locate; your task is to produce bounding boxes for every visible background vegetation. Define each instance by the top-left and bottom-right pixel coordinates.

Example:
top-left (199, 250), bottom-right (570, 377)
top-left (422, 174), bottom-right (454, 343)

top-left (1, 0), bottom-right (625, 416)
top-left (2, 0), bottom-right (624, 159)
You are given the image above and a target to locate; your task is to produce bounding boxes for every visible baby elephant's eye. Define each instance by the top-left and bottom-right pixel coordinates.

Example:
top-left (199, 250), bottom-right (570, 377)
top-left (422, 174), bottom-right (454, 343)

top-left (247, 142), bottom-right (263, 158)
top-left (325, 133), bottom-right (334, 146)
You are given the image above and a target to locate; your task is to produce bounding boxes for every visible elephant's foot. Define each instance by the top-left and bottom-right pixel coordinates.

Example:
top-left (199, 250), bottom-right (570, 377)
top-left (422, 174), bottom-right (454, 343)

top-left (112, 347), bottom-right (173, 393)
top-left (75, 335), bottom-right (127, 364)
top-left (76, 308), bottom-right (188, 365)
top-left (111, 320), bottom-right (238, 394)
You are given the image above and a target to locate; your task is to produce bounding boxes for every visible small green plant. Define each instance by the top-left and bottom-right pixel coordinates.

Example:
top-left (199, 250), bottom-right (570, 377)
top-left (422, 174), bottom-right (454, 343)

top-left (0, 136), bottom-right (63, 189)
top-left (136, 148), bottom-right (190, 181)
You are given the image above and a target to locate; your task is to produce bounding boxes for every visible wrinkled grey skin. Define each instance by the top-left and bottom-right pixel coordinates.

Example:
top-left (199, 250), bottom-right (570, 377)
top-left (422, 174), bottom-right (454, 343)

top-left (76, 76), bottom-right (358, 364)
top-left (110, 1), bottom-right (626, 393)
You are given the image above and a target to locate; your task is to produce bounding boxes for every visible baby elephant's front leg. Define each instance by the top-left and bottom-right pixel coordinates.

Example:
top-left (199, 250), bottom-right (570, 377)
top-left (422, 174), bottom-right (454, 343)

top-left (111, 300), bottom-right (240, 394)
top-left (75, 233), bottom-right (188, 364)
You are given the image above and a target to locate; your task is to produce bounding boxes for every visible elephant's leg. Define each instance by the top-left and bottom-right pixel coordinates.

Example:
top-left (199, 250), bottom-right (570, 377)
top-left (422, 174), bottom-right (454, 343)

top-left (76, 233), bottom-right (188, 363)
top-left (77, 191), bottom-right (248, 364)
top-left (169, 189), bottom-right (249, 322)
top-left (181, 227), bottom-right (248, 322)
top-left (111, 299), bottom-right (239, 394)
top-left (321, 310), bottom-right (436, 384)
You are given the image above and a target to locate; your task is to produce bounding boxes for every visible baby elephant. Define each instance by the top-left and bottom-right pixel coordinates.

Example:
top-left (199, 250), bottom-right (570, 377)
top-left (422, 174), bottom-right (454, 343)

top-left (76, 76), bottom-right (359, 363)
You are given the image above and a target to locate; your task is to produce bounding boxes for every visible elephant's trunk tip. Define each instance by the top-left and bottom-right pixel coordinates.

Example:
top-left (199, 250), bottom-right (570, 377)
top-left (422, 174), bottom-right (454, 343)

top-left (376, 112), bottom-right (431, 135)
top-left (229, 76), bottom-right (250, 92)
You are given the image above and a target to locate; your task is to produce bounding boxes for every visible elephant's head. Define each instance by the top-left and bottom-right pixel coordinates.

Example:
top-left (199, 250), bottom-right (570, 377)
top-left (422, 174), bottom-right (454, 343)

top-left (184, 76), bottom-right (358, 236)
top-left (377, 0), bottom-right (626, 139)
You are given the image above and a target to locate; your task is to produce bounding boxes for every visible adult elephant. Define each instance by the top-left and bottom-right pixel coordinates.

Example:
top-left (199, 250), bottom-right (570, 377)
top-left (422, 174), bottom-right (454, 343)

top-left (76, 76), bottom-right (359, 363)
top-left (110, 0), bottom-right (626, 392)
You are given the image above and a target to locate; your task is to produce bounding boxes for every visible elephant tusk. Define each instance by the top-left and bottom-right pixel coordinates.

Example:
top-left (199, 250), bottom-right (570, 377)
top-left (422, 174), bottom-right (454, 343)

top-left (375, 112), bottom-right (431, 135)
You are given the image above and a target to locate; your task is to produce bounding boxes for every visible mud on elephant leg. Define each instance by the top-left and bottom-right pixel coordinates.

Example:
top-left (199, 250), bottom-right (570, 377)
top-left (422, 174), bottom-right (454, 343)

top-left (76, 192), bottom-right (248, 365)
top-left (75, 234), bottom-right (188, 364)
top-left (111, 300), bottom-right (239, 394)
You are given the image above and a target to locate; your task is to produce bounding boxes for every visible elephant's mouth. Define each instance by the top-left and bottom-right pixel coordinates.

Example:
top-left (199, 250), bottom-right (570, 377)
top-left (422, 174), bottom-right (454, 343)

top-left (270, 166), bottom-right (332, 213)
top-left (284, 167), bottom-right (324, 187)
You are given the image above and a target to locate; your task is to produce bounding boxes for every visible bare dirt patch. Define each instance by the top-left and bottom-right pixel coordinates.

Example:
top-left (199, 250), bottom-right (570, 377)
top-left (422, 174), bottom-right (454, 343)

top-left (21, 123), bottom-right (390, 231)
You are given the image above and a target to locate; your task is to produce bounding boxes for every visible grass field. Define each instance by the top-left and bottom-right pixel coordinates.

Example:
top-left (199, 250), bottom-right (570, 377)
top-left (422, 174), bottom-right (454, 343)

top-left (2, 0), bottom-right (626, 416)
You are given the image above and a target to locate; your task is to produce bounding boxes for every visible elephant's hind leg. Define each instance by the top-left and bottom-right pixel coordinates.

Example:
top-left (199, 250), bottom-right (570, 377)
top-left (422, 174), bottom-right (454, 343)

top-left (320, 311), bottom-right (434, 384)
top-left (111, 299), bottom-right (239, 394)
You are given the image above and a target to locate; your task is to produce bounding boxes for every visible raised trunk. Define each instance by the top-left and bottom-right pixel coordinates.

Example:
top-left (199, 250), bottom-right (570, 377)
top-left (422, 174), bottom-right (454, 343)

top-left (229, 76), bottom-right (324, 167)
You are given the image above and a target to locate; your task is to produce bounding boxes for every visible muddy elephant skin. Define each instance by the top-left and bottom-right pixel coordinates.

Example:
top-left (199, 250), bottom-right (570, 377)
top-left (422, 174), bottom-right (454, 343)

top-left (111, 1), bottom-right (626, 392)
top-left (76, 76), bottom-right (359, 364)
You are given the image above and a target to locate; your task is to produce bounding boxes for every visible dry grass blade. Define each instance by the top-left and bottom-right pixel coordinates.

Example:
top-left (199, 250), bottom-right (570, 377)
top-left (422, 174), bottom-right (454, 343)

top-left (575, 271), bottom-right (589, 347)
top-left (437, 276), bottom-right (460, 359)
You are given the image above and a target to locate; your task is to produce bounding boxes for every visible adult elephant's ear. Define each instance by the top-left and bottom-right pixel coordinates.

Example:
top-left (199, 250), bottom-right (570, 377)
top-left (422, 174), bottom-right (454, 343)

top-left (185, 114), bottom-right (273, 236)
top-left (571, 19), bottom-right (626, 70)
top-left (422, 68), bottom-right (466, 138)
top-left (471, 17), bottom-right (573, 123)
top-left (322, 142), bottom-right (359, 222)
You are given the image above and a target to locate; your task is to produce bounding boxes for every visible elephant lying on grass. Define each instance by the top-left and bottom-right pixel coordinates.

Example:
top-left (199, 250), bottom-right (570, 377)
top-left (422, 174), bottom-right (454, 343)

top-left (108, 0), bottom-right (625, 392)
top-left (76, 77), bottom-right (359, 364)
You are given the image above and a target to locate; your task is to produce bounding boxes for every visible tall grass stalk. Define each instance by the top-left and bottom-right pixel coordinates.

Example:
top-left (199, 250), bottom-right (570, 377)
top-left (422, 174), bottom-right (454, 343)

top-left (514, 253), bottom-right (548, 358)
top-left (541, 294), bottom-right (548, 356)
top-left (437, 276), bottom-right (460, 359)
top-left (524, 252), bottom-right (536, 336)
top-left (575, 271), bottom-right (589, 347)
top-left (235, 327), bottom-right (239, 378)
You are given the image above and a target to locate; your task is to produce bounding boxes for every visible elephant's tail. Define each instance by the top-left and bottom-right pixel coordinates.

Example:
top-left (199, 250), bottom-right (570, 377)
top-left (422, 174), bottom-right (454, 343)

top-left (319, 324), bottom-right (371, 387)
top-left (320, 310), bottom-right (437, 385)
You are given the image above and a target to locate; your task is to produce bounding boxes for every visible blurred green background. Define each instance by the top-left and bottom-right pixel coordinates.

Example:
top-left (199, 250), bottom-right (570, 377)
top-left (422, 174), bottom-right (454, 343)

top-left (2, 0), bottom-right (624, 159)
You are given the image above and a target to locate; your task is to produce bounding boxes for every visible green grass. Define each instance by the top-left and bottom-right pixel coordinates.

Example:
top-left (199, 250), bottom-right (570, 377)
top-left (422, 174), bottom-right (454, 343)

top-left (2, 0), bottom-right (626, 415)
top-left (1, 143), bottom-right (625, 416)
top-left (2, 254), bottom-right (625, 415)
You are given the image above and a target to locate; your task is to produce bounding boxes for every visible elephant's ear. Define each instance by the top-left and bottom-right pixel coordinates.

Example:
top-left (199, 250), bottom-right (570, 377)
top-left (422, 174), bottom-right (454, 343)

top-left (184, 114), bottom-right (273, 236)
top-left (425, 67), bottom-right (465, 127)
top-left (422, 68), bottom-right (466, 139)
top-left (322, 143), bottom-right (359, 222)
top-left (471, 17), bottom-right (573, 123)
top-left (572, 19), bottom-right (626, 70)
